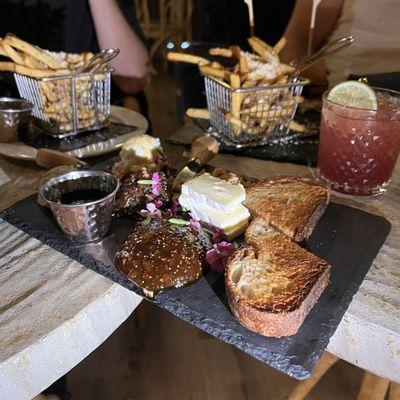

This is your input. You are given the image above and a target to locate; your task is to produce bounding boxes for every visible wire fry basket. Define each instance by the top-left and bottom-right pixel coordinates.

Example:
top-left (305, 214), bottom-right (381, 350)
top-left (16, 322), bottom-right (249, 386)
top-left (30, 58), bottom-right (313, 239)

top-left (14, 70), bottom-right (111, 138)
top-left (204, 76), bottom-right (309, 146)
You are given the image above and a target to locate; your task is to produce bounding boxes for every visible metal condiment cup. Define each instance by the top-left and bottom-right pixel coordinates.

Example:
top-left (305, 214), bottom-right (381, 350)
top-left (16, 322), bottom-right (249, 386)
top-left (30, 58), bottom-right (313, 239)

top-left (40, 170), bottom-right (119, 243)
top-left (0, 97), bottom-right (33, 142)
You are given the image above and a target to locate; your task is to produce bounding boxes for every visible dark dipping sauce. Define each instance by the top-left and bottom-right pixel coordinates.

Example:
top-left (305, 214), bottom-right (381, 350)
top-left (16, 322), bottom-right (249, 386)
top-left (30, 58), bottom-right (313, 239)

top-left (60, 189), bottom-right (109, 205)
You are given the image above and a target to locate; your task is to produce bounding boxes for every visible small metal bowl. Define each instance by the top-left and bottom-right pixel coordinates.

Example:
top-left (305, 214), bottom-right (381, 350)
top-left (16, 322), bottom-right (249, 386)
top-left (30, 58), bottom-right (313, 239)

top-left (0, 97), bottom-right (33, 142)
top-left (41, 170), bottom-right (120, 243)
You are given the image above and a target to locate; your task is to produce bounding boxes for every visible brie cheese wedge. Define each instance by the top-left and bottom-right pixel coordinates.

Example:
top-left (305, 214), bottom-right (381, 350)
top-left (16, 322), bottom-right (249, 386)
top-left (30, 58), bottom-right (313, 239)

top-left (181, 173), bottom-right (246, 213)
top-left (179, 173), bottom-right (250, 239)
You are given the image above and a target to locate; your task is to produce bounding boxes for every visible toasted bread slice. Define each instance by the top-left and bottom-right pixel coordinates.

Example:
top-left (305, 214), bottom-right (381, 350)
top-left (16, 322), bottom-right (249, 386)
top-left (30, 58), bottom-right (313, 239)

top-left (244, 176), bottom-right (329, 242)
top-left (225, 218), bottom-right (330, 337)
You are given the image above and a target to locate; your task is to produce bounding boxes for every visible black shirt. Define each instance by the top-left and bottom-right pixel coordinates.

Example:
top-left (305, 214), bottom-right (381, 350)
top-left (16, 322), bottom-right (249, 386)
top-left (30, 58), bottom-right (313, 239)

top-left (0, 0), bottom-right (148, 109)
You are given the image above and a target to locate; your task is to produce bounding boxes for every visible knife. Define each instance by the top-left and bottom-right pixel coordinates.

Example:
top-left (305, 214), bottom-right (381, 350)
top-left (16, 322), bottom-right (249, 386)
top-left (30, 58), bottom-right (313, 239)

top-left (173, 136), bottom-right (219, 187)
top-left (36, 148), bottom-right (89, 169)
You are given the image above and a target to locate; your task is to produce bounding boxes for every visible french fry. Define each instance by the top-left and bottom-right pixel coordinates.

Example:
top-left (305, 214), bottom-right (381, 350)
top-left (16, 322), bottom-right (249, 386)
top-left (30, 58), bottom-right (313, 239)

top-left (199, 64), bottom-right (231, 81)
top-left (275, 96), bottom-right (304, 107)
top-left (256, 78), bottom-right (274, 87)
top-left (3, 33), bottom-right (67, 70)
top-left (166, 52), bottom-right (209, 65)
top-left (229, 45), bottom-right (249, 74)
top-left (22, 53), bottom-right (46, 69)
top-left (225, 113), bottom-right (243, 129)
top-left (66, 52), bottom-right (93, 65)
top-left (243, 73), bottom-right (265, 83)
top-left (273, 75), bottom-right (288, 85)
top-left (209, 48), bottom-right (233, 58)
top-left (239, 53), bottom-right (249, 75)
top-left (84, 52), bottom-right (94, 63)
top-left (14, 64), bottom-right (69, 78)
top-left (230, 75), bottom-right (243, 135)
top-left (186, 108), bottom-right (210, 120)
top-left (241, 79), bottom-right (256, 88)
top-left (0, 41), bottom-right (8, 57)
top-left (226, 113), bottom-right (267, 135)
top-left (209, 61), bottom-right (224, 69)
top-left (0, 60), bottom-right (69, 78)
top-left (230, 74), bottom-right (242, 101)
top-left (1, 42), bottom-right (25, 65)
top-left (289, 120), bottom-right (306, 132)
top-left (273, 37), bottom-right (287, 54)
top-left (247, 37), bottom-right (270, 58)
top-left (279, 63), bottom-right (296, 74)
top-left (250, 36), bottom-right (273, 51)
top-left (0, 61), bottom-right (15, 72)
top-left (241, 103), bottom-right (270, 115)
top-left (230, 73), bottom-right (241, 89)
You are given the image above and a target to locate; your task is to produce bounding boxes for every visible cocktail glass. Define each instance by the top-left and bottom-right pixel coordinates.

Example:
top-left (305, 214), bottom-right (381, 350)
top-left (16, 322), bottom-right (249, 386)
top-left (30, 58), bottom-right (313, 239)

top-left (318, 88), bottom-right (400, 195)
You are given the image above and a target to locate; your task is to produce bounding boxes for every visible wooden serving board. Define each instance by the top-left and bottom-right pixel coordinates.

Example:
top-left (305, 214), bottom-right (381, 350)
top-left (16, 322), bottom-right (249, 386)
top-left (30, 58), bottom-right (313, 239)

top-left (0, 178), bottom-right (390, 380)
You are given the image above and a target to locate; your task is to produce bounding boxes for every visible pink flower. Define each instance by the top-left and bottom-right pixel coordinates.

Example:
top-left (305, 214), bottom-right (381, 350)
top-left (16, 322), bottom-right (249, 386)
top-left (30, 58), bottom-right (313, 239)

top-left (156, 153), bottom-right (173, 166)
top-left (154, 199), bottom-right (164, 208)
top-left (151, 172), bottom-right (162, 196)
top-left (189, 213), bottom-right (201, 231)
top-left (165, 209), bottom-right (173, 219)
top-left (206, 241), bottom-right (236, 273)
top-left (164, 199), bottom-right (180, 219)
top-left (170, 199), bottom-right (180, 216)
top-left (140, 202), bottom-right (162, 219)
top-left (211, 228), bottom-right (224, 243)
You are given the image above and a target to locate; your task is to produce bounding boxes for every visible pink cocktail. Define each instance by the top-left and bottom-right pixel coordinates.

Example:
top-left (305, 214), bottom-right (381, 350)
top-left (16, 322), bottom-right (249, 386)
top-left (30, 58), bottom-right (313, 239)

top-left (318, 88), bottom-right (400, 195)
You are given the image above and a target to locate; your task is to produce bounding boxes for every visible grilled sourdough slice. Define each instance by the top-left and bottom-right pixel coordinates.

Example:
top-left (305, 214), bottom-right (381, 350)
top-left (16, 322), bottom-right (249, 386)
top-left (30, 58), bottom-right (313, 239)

top-left (225, 218), bottom-right (330, 337)
top-left (244, 176), bottom-right (329, 242)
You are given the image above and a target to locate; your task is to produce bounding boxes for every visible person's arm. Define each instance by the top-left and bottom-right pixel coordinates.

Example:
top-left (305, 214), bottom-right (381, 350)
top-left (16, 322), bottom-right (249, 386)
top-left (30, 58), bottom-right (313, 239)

top-left (88, 0), bottom-right (149, 94)
top-left (279, 0), bottom-right (344, 82)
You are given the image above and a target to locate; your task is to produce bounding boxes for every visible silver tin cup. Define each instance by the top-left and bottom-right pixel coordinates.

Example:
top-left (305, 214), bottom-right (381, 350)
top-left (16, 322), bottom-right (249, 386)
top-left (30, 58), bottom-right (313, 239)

top-left (40, 170), bottom-right (120, 243)
top-left (0, 97), bottom-right (33, 142)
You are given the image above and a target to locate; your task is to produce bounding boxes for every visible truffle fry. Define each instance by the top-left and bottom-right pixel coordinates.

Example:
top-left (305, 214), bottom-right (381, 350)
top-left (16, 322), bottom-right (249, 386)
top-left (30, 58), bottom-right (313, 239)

top-left (199, 64), bottom-right (231, 81)
top-left (166, 52), bottom-right (209, 65)
top-left (273, 37), bottom-right (287, 54)
top-left (209, 48), bottom-right (233, 58)
top-left (4, 33), bottom-right (67, 69)
top-left (186, 108), bottom-right (210, 120)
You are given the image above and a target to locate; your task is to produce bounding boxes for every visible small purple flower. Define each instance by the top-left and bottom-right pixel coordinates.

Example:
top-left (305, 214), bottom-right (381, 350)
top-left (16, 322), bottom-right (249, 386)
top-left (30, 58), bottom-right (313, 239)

top-left (140, 202), bottom-right (162, 219)
top-left (165, 209), bottom-right (173, 219)
top-left (154, 199), bottom-right (164, 208)
top-left (211, 228), bottom-right (224, 243)
top-left (151, 172), bottom-right (162, 196)
top-left (189, 213), bottom-right (201, 232)
top-left (170, 199), bottom-right (180, 216)
top-left (156, 153), bottom-right (173, 166)
top-left (205, 241), bottom-right (236, 273)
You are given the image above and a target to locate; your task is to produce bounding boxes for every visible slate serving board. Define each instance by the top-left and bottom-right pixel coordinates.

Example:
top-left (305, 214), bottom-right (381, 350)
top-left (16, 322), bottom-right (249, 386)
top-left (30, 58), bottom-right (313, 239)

top-left (0, 196), bottom-right (391, 380)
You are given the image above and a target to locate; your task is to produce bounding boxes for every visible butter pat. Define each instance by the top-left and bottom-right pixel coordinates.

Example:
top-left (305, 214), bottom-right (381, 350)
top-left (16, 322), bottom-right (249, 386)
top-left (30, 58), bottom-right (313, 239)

top-left (181, 173), bottom-right (246, 213)
top-left (120, 133), bottom-right (162, 167)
